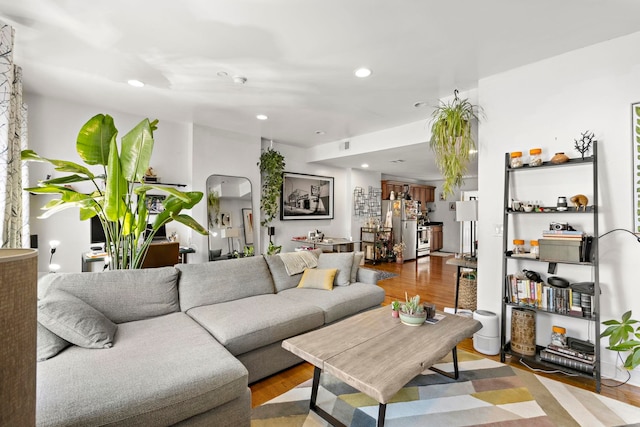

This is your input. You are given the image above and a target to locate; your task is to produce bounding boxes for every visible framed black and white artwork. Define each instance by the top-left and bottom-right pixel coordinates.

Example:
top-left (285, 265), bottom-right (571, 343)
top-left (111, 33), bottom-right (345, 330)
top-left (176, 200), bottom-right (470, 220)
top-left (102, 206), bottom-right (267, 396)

top-left (281, 172), bottom-right (334, 220)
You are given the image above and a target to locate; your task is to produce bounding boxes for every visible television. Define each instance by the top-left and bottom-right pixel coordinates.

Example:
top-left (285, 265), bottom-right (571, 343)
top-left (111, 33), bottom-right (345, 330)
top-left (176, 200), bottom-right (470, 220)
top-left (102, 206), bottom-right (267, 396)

top-left (90, 216), bottom-right (106, 244)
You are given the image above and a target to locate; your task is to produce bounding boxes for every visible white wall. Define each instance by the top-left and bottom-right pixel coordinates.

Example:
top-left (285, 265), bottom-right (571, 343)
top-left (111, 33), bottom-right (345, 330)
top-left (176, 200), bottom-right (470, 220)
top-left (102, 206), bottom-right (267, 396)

top-left (477, 31), bottom-right (640, 385)
top-left (25, 94), bottom-right (192, 272)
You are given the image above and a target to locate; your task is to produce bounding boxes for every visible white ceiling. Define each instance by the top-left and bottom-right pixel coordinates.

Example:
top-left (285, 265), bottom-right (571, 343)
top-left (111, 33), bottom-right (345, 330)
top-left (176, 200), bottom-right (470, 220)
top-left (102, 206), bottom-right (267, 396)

top-left (3, 0), bottom-right (640, 180)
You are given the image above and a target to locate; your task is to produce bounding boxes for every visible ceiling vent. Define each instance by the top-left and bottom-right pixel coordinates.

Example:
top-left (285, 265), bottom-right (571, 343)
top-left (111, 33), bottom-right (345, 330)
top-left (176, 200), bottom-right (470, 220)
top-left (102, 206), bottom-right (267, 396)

top-left (340, 140), bottom-right (350, 150)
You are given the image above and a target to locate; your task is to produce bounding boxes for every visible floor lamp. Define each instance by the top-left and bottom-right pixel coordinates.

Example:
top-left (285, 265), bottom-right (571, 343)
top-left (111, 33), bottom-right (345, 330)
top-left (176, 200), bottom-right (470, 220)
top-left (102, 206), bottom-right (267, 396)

top-left (221, 228), bottom-right (240, 254)
top-left (455, 199), bottom-right (478, 260)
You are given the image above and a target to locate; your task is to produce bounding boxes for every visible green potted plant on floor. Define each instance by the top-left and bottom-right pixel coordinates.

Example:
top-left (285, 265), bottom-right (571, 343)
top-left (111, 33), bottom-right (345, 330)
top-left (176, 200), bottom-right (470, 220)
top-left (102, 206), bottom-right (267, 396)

top-left (400, 293), bottom-right (427, 326)
top-left (601, 310), bottom-right (640, 370)
top-left (22, 114), bottom-right (207, 269)
top-left (393, 242), bottom-right (406, 264)
top-left (429, 89), bottom-right (482, 198)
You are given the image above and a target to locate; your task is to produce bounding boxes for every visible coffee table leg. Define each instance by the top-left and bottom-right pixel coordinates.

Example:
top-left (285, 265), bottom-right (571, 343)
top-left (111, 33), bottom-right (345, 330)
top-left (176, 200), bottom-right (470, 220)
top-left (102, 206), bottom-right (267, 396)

top-left (429, 346), bottom-right (460, 380)
top-left (309, 366), bottom-right (347, 427)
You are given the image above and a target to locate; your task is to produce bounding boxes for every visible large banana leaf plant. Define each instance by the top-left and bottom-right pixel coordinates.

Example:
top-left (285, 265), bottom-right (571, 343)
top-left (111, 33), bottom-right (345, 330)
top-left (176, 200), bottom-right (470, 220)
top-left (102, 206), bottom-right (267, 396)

top-left (22, 114), bottom-right (207, 269)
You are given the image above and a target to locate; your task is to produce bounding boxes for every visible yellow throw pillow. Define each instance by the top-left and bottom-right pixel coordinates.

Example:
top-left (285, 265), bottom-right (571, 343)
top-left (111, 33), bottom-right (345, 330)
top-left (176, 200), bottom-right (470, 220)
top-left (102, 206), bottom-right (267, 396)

top-left (297, 268), bottom-right (337, 290)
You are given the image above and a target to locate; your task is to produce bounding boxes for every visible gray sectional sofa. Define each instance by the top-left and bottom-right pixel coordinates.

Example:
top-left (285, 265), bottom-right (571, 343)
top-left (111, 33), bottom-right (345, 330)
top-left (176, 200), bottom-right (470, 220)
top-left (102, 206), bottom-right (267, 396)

top-left (35, 251), bottom-right (385, 427)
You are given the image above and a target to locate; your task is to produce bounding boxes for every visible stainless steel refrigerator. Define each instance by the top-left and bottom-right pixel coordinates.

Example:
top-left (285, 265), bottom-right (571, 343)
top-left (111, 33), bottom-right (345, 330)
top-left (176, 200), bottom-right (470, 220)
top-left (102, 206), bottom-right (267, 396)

top-left (382, 199), bottom-right (418, 260)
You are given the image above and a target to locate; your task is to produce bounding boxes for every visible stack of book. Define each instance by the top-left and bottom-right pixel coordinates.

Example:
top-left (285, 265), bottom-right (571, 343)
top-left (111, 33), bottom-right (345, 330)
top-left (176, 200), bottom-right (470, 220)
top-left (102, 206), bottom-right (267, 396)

top-left (505, 275), bottom-right (594, 317)
top-left (539, 344), bottom-right (595, 373)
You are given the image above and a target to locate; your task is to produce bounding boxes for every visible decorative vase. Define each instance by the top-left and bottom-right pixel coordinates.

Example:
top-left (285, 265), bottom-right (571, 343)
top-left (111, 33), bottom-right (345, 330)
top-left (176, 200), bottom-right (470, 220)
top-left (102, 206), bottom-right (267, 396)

top-left (550, 152), bottom-right (569, 164)
top-left (391, 310), bottom-right (399, 318)
top-left (396, 256), bottom-right (403, 264)
top-left (399, 311), bottom-right (427, 326)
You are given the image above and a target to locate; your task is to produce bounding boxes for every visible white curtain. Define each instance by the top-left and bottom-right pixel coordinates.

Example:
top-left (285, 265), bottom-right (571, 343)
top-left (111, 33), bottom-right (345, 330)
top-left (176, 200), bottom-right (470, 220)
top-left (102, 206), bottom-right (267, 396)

top-left (0, 21), bottom-right (29, 248)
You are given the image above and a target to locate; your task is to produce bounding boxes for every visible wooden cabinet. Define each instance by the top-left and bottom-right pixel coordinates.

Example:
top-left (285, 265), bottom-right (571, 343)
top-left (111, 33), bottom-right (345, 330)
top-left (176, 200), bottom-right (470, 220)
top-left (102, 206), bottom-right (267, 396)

top-left (430, 225), bottom-right (443, 251)
top-left (381, 180), bottom-right (435, 210)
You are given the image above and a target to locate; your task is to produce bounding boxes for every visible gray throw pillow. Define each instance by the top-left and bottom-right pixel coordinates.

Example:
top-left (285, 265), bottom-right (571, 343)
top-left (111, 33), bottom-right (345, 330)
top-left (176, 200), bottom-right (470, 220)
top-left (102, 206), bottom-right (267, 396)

top-left (37, 322), bottom-right (71, 361)
top-left (351, 251), bottom-right (364, 283)
top-left (38, 289), bottom-right (117, 349)
top-left (317, 252), bottom-right (354, 286)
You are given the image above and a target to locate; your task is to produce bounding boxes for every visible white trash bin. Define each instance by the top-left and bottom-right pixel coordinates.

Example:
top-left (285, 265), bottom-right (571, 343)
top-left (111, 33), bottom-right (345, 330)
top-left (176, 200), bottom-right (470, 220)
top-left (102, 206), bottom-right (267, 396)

top-left (472, 310), bottom-right (500, 355)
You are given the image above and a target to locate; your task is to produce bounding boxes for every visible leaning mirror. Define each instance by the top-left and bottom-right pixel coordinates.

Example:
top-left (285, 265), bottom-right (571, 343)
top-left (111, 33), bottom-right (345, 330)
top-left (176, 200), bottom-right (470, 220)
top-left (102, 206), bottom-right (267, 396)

top-left (206, 175), bottom-right (253, 261)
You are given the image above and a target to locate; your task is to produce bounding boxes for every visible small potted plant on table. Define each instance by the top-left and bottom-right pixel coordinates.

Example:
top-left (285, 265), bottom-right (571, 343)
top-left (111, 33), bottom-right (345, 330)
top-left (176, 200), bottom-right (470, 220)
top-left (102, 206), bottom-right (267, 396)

top-left (391, 301), bottom-right (401, 318)
top-left (399, 293), bottom-right (427, 326)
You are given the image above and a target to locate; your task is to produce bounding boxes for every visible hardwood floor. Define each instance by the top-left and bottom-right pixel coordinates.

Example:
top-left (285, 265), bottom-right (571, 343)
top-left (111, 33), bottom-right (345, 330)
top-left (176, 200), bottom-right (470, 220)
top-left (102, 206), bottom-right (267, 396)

top-left (250, 255), bottom-right (640, 408)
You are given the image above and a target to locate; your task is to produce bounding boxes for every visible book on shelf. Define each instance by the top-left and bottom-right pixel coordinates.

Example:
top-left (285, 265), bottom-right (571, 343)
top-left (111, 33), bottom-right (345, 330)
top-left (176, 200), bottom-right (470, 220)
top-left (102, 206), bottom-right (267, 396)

top-left (505, 275), bottom-right (594, 316)
top-left (542, 230), bottom-right (585, 236)
top-left (546, 344), bottom-right (595, 362)
top-left (539, 349), bottom-right (595, 374)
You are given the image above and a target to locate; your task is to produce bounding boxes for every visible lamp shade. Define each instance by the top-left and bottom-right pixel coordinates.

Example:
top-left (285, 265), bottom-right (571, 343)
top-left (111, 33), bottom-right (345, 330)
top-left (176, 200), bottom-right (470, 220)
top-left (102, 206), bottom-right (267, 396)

top-left (0, 249), bottom-right (38, 426)
top-left (455, 200), bottom-right (478, 222)
top-left (221, 228), bottom-right (240, 238)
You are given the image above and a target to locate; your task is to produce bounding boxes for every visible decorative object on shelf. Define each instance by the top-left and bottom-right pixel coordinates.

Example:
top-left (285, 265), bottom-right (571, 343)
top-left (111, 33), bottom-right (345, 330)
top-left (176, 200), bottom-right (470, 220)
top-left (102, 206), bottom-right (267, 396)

top-left (266, 240), bottom-right (282, 255)
top-left (281, 172), bottom-right (334, 220)
top-left (146, 194), bottom-right (166, 214)
top-left (570, 194), bottom-right (588, 211)
top-left (601, 310), bottom-right (640, 370)
top-left (353, 186), bottom-right (382, 217)
top-left (391, 301), bottom-right (400, 318)
top-left (574, 130), bottom-right (596, 159)
top-left (389, 190), bottom-right (395, 200)
top-left (143, 167), bottom-right (158, 182)
top-left (550, 152), bottom-right (570, 164)
top-left (556, 196), bottom-right (568, 211)
top-left (511, 308), bottom-right (536, 356)
top-left (429, 89), bottom-right (482, 198)
top-left (258, 146), bottom-right (285, 227)
top-left (510, 151), bottom-right (523, 168)
top-left (399, 293), bottom-right (427, 326)
top-left (529, 148), bottom-right (543, 166)
top-left (22, 114), bottom-right (208, 270)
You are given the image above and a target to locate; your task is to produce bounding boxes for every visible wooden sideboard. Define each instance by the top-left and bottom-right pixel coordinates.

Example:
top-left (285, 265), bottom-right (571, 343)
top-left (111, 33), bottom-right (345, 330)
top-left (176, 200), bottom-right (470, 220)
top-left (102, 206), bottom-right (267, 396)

top-left (381, 180), bottom-right (435, 210)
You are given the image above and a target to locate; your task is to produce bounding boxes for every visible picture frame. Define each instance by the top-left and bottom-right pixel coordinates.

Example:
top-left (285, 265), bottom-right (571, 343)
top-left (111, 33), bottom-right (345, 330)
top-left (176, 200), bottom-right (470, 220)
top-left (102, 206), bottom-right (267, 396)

top-left (634, 102), bottom-right (640, 232)
top-left (146, 195), bottom-right (166, 214)
top-left (242, 208), bottom-right (254, 245)
top-left (281, 172), bottom-right (334, 220)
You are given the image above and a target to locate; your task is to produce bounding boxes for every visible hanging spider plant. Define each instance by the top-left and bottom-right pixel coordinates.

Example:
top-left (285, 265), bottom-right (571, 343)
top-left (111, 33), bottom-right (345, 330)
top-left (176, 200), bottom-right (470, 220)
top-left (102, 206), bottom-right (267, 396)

top-left (429, 90), bottom-right (481, 198)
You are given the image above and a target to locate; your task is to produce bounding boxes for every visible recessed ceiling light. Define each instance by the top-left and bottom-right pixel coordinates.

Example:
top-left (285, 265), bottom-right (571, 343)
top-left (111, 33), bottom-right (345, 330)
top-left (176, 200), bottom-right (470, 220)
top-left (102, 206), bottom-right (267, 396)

top-left (354, 68), bottom-right (372, 78)
top-left (361, 163), bottom-right (369, 168)
top-left (413, 101), bottom-right (428, 108)
top-left (256, 114), bottom-right (268, 120)
top-left (127, 79), bottom-right (145, 87)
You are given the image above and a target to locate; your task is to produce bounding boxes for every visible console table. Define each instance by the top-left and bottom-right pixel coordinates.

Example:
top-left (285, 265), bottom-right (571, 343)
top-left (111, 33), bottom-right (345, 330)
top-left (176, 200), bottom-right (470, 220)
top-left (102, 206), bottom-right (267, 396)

top-left (81, 246), bottom-right (195, 271)
top-left (291, 237), bottom-right (358, 253)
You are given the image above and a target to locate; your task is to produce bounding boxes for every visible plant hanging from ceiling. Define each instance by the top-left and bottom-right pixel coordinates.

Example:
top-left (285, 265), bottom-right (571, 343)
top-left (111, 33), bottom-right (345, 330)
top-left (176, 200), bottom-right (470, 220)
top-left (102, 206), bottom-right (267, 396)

top-left (429, 89), bottom-right (481, 198)
top-left (258, 146), bottom-right (285, 227)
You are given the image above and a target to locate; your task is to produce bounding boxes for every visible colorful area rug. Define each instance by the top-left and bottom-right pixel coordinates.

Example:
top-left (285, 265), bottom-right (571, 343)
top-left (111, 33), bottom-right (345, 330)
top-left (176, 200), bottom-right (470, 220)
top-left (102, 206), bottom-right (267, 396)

top-left (252, 351), bottom-right (640, 426)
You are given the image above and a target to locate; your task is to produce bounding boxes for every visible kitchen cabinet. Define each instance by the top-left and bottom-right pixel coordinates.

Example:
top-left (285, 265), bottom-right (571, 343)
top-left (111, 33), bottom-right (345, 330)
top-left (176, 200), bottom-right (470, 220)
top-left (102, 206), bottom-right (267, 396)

top-left (430, 225), bottom-right (443, 251)
top-left (381, 180), bottom-right (435, 208)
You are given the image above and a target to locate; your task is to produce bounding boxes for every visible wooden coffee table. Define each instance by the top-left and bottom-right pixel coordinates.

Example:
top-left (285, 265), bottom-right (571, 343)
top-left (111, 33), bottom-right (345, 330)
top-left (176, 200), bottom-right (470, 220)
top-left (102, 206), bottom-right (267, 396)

top-left (282, 305), bottom-right (482, 427)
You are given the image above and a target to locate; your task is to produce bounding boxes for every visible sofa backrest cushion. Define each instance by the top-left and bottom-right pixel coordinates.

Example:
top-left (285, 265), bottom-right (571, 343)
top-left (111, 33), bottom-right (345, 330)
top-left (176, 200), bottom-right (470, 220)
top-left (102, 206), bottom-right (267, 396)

top-left (37, 267), bottom-right (180, 324)
top-left (176, 256), bottom-right (275, 311)
top-left (264, 249), bottom-right (322, 292)
top-left (317, 252), bottom-right (354, 286)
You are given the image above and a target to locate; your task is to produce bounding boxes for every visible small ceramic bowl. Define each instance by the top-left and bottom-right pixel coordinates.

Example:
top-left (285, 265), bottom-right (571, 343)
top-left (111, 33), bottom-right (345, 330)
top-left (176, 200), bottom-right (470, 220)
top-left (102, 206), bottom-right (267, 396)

top-left (523, 205), bottom-right (534, 212)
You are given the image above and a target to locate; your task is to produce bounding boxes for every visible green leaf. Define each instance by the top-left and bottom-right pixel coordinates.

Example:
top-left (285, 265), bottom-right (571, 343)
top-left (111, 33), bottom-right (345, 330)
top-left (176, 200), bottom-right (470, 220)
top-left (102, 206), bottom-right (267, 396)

top-left (172, 214), bottom-right (208, 235)
top-left (120, 118), bottom-right (155, 182)
top-left (42, 174), bottom-right (92, 185)
top-left (76, 114), bottom-right (117, 166)
top-left (104, 136), bottom-right (128, 221)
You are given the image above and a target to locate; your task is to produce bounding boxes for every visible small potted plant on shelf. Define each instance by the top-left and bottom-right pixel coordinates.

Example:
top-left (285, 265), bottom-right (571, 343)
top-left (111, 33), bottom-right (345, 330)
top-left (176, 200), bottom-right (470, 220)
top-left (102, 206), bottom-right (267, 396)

top-left (601, 310), bottom-right (640, 370)
top-left (391, 301), bottom-right (401, 318)
top-left (393, 242), bottom-right (406, 263)
top-left (399, 293), bottom-right (427, 326)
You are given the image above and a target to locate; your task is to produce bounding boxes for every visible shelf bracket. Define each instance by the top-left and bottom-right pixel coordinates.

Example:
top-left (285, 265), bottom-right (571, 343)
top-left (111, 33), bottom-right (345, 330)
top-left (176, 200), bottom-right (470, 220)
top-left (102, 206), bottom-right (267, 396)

top-left (547, 262), bottom-right (558, 274)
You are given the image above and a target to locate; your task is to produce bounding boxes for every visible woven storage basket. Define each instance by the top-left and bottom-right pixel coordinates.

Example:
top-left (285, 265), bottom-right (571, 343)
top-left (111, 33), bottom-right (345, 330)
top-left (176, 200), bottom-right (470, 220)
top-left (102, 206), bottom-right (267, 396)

top-left (458, 271), bottom-right (477, 311)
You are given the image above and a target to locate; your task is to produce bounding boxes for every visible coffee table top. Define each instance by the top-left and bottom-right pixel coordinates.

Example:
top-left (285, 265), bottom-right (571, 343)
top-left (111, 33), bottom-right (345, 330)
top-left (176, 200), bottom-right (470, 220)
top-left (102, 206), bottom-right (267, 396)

top-left (282, 305), bottom-right (481, 404)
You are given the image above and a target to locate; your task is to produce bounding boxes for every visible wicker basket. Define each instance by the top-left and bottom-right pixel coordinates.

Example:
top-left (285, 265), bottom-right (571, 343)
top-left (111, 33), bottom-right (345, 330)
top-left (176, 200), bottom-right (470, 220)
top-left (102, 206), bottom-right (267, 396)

top-left (458, 271), bottom-right (477, 311)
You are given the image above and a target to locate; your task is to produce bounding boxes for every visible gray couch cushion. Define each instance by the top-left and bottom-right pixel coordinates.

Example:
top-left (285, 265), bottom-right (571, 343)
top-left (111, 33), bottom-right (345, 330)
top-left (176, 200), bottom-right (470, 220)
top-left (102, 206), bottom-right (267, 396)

top-left (37, 322), bottom-right (70, 362)
top-left (279, 282), bottom-right (385, 324)
top-left (317, 252), bottom-right (354, 286)
top-left (264, 249), bottom-right (322, 292)
top-left (186, 294), bottom-right (325, 356)
top-left (177, 256), bottom-right (276, 311)
top-left (37, 312), bottom-right (248, 427)
top-left (38, 288), bottom-right (117, 349)
top-left (351, 251), bottom-right (364, 282)
top-left (38, 267), bottom-right (180, 323)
